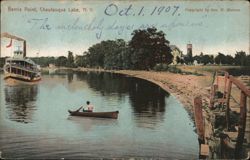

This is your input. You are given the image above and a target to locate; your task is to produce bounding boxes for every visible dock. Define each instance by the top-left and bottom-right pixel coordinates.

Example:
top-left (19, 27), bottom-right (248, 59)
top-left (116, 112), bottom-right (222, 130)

top-left (194, 70), bottom-right (250, 159)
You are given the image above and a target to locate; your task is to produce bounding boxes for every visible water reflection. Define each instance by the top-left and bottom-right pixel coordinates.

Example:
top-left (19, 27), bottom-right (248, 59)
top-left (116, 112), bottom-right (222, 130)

top-left (4, 84), bottom-right (38, 123)
top-left (0, 71), bottom-right (198, 159)
top-left (80, 72), bottom-right (169, 109)
top-left (75, 71), bottom-right (170, 128)
top-left (67, 72), bottom-right (74, 83)
top-left (3, 71), bottom-right (169, 127)
top-left (76, 71), bottom-right (129, 97)
top-left (128, 79), bottom-right (169, 128)
top-left (67, 116), bottom-right (118, 132)
top-left (129, 80), bottom-right (168, 113)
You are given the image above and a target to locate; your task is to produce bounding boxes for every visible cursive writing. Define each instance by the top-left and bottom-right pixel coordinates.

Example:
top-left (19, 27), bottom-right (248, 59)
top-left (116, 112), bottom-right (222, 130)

top-left (26, 17), bottom-right (204, 39)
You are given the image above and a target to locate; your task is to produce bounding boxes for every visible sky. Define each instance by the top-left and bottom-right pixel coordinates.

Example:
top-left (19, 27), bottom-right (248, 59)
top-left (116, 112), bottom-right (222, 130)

top-left (0, 0), bottom-right (249, 57)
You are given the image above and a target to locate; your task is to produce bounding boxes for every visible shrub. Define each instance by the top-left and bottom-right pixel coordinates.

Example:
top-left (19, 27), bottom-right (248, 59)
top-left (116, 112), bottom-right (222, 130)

top-left (162, 64), bottom-right (169, 71)
top-left (153, 63), bottom-right (163, 71)
top-left (168, 66), bottom-right (182, 73)
top-left (153, 63), bottom-right (169, 71)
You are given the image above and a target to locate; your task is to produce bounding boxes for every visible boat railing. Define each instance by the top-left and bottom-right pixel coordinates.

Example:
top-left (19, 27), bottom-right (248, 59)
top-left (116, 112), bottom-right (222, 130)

top-left (9, 63), bottom-right (39, 73)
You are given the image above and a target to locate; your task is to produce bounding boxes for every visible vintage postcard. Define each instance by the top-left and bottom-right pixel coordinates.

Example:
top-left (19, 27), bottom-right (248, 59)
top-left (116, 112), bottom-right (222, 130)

top-left (0, 0), bottom-right (249, 159)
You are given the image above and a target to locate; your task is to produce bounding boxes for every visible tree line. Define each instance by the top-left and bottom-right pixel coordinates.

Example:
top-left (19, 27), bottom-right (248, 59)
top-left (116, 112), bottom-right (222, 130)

top-left (0, 27), bottom-right (249, 69)
top-left (79, 27), bottom-right (173, 70)
top-left (32, 27), bottom-right (174, 70)
top-left (190, 51), bottom-right (250, 66)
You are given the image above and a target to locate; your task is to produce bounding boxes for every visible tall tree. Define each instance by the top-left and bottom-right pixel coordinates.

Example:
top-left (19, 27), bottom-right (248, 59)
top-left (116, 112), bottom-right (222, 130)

top-left (246, 54), bottom-right (250, 66)
top-left (31, 57), bottom-right (56, 67)
top-left (193, 55), bottom-right (201, 64)
top-left (215, 52), bottom-right (226, 65)
top-left (0, 58), bottom-right (5, 68)
top-left (75, 55), bottom-right (85, 67)
top-left (192, 53), bottom-right (214, 65)
top-left (201, 55), bottom-right (214, 65)
top-left (103, 39), bottom-right (129, 70)
top-left (234, 51), bottom-right (247, 66)
top-left (67, 51), bottom-right (75, 67)
top-left (225, 55), bottom-right (234, 65)
top-left (85, 39), bottom-right (131, 69)
top-left (55, 56), bottom-right (67, 67)
top-left (129, 27), bottom-right (172, 70)
top-left (88, 43), bottom-right (105, 67)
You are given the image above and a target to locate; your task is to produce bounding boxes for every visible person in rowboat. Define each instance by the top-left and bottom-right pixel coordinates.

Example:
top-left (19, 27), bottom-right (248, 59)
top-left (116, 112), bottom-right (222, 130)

top-left (82, 101), bottom-right (94, 112)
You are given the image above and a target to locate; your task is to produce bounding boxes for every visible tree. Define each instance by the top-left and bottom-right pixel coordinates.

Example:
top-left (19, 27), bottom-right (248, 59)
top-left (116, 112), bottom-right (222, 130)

top-left (0, 57), bottom-right (5, 68)
top-left (183, 47), bottom-right (194, 65)
top-left (55, 56), bottom-right (67, 67)
top-left (176, 56), bottom-right (184, 64)
top-left (192, 53), bottom-right (214, 65)
top-left (67, 51), bottom-right (75, 67)
top-left (81, 51), bottom-right (91, 67)
top-left (224, 55), bottom-right (234, 65)
top-left (121, 47), bottom-right (133, 69)
top-left (75, 55), bottom-right (85, 67)
top-left (31, 57), bottom-right (56, 67)
top-left (193, 55), bottom-right (202, 64)
top-left (201, 55), bottom-right (214, 65)
top-left (103, 39), bottom-right (129, 70)
top-left (103, 40), bottom-right (123, 69)
top-left (87, 43), bottom-right (105, 68)
top-left (215, 52), bottom-right (226, 65)
top-left (234, 51), bottom-right (247, 66)
top-left (129, 27), bottom-right (173, 70)
top-left (246, 54), bottom-right (250, 66)
top-left (82, 27), bottom-right (177, 70)
top-left (184, 55), bottom-right (193, 65)
top-left (84, 39), bottom-right (131, 69)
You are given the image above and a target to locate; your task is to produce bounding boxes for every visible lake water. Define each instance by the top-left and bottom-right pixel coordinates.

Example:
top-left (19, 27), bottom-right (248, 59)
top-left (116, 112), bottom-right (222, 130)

top-left (0, 70), bottom-right (199, 159)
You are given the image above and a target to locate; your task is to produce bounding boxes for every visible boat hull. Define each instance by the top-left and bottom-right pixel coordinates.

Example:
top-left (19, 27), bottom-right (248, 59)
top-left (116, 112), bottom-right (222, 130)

top-left (4, 73), bottom-right (41, 82)
top-left (68, 110), bottom-right (119, 119)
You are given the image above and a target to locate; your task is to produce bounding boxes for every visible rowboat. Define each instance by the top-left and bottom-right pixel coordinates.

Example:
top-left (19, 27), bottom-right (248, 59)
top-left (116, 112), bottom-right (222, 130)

top-left (68, 110), bottom-right (119, 119)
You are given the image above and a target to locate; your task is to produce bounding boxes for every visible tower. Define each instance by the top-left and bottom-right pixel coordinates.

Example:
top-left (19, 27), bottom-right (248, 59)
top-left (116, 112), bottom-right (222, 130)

top-left (186, 44), bottom-right (193, 64)
top-left (187, 44), bottom-right (192, 58)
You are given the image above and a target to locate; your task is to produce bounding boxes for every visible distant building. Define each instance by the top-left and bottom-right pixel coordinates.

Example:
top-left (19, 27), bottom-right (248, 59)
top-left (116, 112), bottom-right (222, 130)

top-left (187, 44), bottom-right (192, 59)
top-left (184, 44), bottom-right (193, 65)
top-left (170, 45), bottom-right (183, 65)
top-left (49, 63), bottom-right (56, 68)
top-left (187, 44), bottom-right (192, 57)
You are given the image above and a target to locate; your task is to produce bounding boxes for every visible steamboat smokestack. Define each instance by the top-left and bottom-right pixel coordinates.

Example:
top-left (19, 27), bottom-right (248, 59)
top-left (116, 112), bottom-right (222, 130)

top-left (23, 41), bottom-right (26, 57)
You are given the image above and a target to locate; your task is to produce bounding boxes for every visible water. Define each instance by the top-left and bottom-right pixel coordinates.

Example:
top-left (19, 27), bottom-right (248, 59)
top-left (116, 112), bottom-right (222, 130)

top-left (0, 70), bottom-right (199, 159)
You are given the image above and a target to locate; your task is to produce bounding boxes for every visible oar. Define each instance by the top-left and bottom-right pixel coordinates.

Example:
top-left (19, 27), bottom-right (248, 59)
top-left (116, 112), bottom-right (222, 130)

top-left (75, 106), bottom-right (83, 112)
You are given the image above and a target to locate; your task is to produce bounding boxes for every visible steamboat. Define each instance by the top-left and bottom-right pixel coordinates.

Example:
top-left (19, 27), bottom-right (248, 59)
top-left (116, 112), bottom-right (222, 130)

top-left (1, 32), bottom-right (41, 82)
